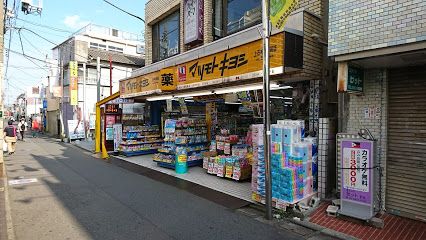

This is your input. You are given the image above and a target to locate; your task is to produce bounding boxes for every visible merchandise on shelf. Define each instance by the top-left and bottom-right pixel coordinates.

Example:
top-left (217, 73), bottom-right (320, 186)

top-left (119, 125), bottom-right (162, 156)
top-left (154, 118), bottom-right (208, 169)
top-left (205, 127), bottom-right (251, 181)
top-left (251, 120), bottom-right (318, 205)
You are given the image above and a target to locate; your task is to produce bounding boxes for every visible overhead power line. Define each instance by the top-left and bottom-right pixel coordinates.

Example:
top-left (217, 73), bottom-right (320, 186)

top-left (101, 0), bottom-right (145, 23)
top-left (16, 17), bottom-right (73, 33)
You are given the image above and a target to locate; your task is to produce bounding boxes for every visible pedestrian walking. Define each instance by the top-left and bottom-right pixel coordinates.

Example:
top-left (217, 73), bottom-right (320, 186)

top-left (32, 118), bottom-right (39, 138)
top-left (17, 118), bottom-right (28, 141)
top-left (4, 120), bottom-right (17, 155)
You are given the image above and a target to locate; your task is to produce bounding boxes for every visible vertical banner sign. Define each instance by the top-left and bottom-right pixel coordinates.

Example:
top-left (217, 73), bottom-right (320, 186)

top-left (159, 68), bottom-right (177, 91)
top-left (341, 140), bottom-right (373, 204)
top-left (270, 0), bottom-right (299, 30)
top-left (69, 61), bottom-right (78, 105)
top-left (112, 124), bottom-right (122, 152)
top-left (184, 0), bottom-right (204, 44)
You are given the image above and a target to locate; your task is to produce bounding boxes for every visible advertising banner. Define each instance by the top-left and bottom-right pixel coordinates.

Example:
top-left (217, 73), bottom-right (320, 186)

top-left (69, 61), bottom-right (78, 105)
top-left (341, 139), bottom-right (373, 204)
top-left (113, 124), bottom-right (123, 152)
top-left (184, 0), bottom-right (204, 44)
top-left (89, 114), bottom-right (96, 130)
top-left (270, 0), bottom-right (299, 30)
top-left (67, 119), bottom-right (85, 140)
top-left (105, 127), bottom-right (114, 141)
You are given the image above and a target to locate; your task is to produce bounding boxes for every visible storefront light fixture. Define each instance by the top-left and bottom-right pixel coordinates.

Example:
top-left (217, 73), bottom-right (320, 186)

top-left (270, 96), bottom-right (293, 100)
top-left (224, 102), bottom-right (242, 105)
top-left (174, 91), bottom-right (212, 98)
top-left (214, 83), bottom-right (279, 95)
top-left (146, 95), bottom-right (173, 101)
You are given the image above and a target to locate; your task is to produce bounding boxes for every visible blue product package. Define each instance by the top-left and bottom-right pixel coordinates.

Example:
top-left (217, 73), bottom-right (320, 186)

top-left (312, 162), bottom-right (318, 191)
top-left (271, 125), bottom-right (283, 142)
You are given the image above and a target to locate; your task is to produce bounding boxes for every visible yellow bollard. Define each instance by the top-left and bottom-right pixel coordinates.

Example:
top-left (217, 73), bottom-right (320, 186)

top-left (101, 140), bottom-right (109, 159)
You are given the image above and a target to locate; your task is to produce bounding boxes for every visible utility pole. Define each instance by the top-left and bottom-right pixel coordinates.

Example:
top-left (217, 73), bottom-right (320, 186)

top-left (109, 54), bottom-right (112, 96)
top-left (82, 62), bottom-right (87, 139)
top-left (262, 0), bottom-right (272, 220)
top-left (97, 57), bottom-right (101, 101)
top-left (0, 0), bottom-right (5, 177)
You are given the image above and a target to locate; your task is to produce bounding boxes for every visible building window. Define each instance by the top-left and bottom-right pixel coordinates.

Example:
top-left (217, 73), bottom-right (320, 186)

top-left (108, 46), bottom-right (124, 53)
top-left (214, 0), bottom-right (261, 39)
top-left (89, 42), bottom-right (107, 50)
top-left (152, 11), bottom-right (180, 62)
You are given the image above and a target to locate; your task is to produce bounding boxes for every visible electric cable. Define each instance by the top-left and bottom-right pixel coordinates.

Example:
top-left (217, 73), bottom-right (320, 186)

top-left (16, 17), bottom-right (73, 33)
top-left (101, 0), bottom-right (145, 23)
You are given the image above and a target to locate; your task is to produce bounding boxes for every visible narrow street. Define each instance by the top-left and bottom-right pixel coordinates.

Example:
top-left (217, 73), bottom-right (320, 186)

top-left (3, 136), bottom-right (320, 240)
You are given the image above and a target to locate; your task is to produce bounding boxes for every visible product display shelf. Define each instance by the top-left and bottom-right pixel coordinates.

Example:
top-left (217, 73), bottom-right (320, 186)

top-left (119, 125), bottom-right (162, 156)
top-left (155, 118), bottom-right (208, 170)
top-left (121, 149), bottom-right (160, 157)
top-left (120, 140), bottom-right (163, 145)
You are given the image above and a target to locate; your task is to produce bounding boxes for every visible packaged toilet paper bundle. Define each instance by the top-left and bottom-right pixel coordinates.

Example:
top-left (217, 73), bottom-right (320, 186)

top-left (277, 119), bottom-right (305, 139)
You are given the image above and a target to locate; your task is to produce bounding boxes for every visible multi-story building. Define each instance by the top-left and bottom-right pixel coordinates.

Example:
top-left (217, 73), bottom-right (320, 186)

top-left (119, 0), bottom-right (337, 200)
top-left (329, 0), bottom-right (426, 221)
top-left (50, 24), bottom-right (145, 138)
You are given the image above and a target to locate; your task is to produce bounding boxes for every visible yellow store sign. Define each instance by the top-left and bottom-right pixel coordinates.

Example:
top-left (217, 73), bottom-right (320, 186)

top-left (120, 33), bottom-right (285, 97)
top-left (120, 72), bottom-right (161, 98)
top-left (177, 33), bottom-right (284, 89)
top-left (159, 68), bottom-right (177, 91)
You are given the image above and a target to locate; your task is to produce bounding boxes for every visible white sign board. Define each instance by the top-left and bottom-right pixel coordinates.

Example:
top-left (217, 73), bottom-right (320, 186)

top-left (68, 120), bottom-right (85, 140)
top-left (113, 124), bottom-right (122, 152)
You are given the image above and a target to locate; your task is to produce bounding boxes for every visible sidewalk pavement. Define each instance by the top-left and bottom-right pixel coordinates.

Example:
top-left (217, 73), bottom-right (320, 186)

top-left (308, 202), bottom-right (426, 240)
top-left (73, 140), bottom-right (95, 152)
top-left (0, 173), bottom-right (8, 240)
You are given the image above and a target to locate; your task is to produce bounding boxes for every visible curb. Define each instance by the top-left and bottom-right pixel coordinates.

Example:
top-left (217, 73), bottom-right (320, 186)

top-left (2, 162), bottom-right (15, 240)
top-left (71, 142), bottom-right (94, 153)
top-left (290, 218), bottom-right (358, 240)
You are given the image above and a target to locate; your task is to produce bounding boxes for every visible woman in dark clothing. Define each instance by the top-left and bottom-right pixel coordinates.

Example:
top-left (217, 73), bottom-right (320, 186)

top-left (4, 120), bottom-right (17, 154)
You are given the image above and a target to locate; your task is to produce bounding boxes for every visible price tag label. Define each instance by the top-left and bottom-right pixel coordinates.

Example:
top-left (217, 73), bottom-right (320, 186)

top-left (177, 155), bottom-right (187, 163)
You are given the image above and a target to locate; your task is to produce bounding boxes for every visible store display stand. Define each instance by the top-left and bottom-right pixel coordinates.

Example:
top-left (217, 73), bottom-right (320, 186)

top-left (119, 125), bottom-right (163, 156)
top-left (154, 118), bottom-right (208, 170)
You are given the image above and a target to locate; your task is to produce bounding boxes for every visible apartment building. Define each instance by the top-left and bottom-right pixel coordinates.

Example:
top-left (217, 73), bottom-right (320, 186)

top-left (50, 24), bottom-right (145, 138)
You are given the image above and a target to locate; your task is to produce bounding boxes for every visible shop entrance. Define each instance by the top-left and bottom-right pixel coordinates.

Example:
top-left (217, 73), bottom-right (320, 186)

top-left (117, 80), bottom-right (317, 203)
top-left (387, 66), bottom-right (426, 221)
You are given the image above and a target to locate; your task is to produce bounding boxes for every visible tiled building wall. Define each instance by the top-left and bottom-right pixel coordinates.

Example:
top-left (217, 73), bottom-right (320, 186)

top-left (328, 0), bottom-right (426, 56)
top-left (343, 69), bottom-right (388, 207)
top-left (145, 0), bottom-right (327, 64)
top-left (145, 0), bottom-right (181, 64)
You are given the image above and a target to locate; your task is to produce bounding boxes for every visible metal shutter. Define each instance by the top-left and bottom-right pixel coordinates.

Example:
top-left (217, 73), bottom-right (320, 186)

top-left (387, 66), bottom-right (426, 221)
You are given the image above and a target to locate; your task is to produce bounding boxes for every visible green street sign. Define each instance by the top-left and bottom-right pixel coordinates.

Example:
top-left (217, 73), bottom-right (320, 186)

top-left (347, 66), bottom-right (364, 92)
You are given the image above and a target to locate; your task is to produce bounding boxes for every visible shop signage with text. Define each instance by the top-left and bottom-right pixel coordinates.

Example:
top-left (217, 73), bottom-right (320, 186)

top-left (177, 33), bottom-right (284, 89)
top-left (120, 33), bottom-right (284, 97)
top-left (337, 62), bottom-right (364, 93)
top-left (120, 72), bottom-right (161, 98)
top-left (69, 61), bottom-right (78, 105)
top-left (184, 0), bottom-right (204, 44)
top-left (341, 139), bottom-right (373, 204)
top-left (160, 68), bottom-right (177, 91)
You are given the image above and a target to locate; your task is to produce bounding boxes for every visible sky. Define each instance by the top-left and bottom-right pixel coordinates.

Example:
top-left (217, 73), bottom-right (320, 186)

top-left (4, 0), bottom-right (147, 105)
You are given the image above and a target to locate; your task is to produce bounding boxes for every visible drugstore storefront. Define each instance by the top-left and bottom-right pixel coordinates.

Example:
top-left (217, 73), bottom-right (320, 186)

top-left (117, 11), bottom-right (327, 204)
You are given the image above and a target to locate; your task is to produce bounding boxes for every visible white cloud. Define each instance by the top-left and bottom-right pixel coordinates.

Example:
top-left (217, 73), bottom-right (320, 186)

top-left (63, 15), bottom-right (90, 29)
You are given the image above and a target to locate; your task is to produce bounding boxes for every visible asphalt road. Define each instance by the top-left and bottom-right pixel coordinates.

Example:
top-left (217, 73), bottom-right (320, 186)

top-left (4, 136), bottom-right (305, 240)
